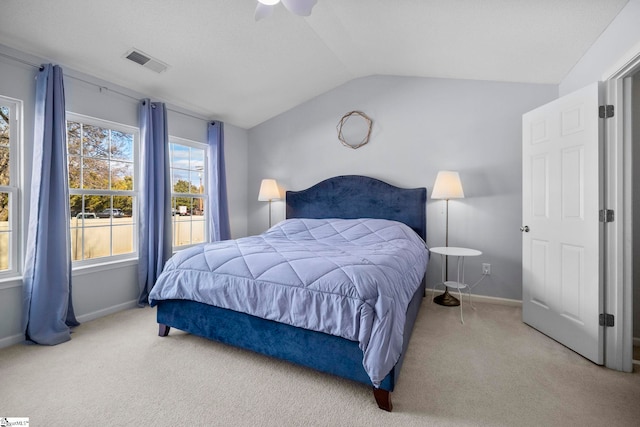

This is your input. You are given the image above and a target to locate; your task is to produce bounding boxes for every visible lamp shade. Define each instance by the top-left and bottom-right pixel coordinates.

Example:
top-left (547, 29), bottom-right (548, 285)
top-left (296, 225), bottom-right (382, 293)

top-left (258, 179), bottom-right (280, 201)
top-left (431, 171), bottom-right (465, 200)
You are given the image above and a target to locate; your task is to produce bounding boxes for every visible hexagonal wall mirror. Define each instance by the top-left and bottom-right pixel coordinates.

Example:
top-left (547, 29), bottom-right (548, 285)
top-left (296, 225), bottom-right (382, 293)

top-left (337, 111), bottom-right (372, 149)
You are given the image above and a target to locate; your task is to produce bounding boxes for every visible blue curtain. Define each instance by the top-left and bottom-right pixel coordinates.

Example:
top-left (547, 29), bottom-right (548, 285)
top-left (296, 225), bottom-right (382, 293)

top-left (207, 121), bottom-right (231, 241)
top-left (22, 64), bottom-right (78, 345)
top-left (137, 100), bottom-right (172, 305)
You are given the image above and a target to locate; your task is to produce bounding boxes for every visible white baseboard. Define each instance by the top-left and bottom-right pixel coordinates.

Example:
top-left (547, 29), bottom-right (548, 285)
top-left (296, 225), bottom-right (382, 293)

top-left (0, 333), bottom-right (25, 349)
top-left (469, 294), bottom-right (523, 307)
top-left (425, 288), bottom-right (522, 307)
top-left (75, 299), bottom-right (139, 324)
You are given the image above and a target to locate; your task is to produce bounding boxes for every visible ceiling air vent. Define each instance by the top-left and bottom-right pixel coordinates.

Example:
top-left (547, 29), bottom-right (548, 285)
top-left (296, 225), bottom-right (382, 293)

top-left (124, 49), bottom-right (169, 73)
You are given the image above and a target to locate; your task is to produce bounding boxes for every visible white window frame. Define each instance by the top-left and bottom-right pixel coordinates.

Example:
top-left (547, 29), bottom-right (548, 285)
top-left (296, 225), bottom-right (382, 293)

top-left (169, 136), bottom-right (209, 250)
top-left (0, 96), bottom-right (22, 280)
top-left (67, 112), bottom-right (139, 266)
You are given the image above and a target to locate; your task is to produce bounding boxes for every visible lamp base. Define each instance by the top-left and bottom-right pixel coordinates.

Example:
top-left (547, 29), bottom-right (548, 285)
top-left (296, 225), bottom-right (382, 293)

top-left (433, 288), bottom-right (460, 306)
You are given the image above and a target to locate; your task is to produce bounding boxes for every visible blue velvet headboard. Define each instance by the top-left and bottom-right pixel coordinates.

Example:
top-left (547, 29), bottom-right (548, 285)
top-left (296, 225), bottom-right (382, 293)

top-left (285, 175), bottom-right (427, 241)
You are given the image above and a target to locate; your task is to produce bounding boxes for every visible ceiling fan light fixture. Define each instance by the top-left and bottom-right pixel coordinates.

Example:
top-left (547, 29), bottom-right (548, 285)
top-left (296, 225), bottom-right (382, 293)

top-left (255, 0), bottom-right (316, 21)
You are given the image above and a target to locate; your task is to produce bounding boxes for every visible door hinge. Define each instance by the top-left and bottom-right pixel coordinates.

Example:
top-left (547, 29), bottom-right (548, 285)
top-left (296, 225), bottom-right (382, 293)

top-left (599, 105), bottom-right (614, 118)
top-left (599, 313), bottom-right (614, 327)
top-left (599, 209), bottom-right (614, 223)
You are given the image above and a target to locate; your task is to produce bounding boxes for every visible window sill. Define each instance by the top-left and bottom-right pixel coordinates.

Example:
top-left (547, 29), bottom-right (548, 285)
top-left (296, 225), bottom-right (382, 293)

top-left (72, 257), bottom-right (138, 276)
top-left (0, 275), bottom-right (23, 290)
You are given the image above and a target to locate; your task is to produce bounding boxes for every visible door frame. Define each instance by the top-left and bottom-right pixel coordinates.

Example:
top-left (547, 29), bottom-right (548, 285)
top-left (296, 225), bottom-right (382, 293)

top-left (603, 51), bottom-right (640, 372)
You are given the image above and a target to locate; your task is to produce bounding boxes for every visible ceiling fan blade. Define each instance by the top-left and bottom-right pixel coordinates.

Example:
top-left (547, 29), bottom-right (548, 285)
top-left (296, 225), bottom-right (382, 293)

top-left (255, 3), bottom-right (274, 21)
top-left (281, 0), bottom-right (317, 16)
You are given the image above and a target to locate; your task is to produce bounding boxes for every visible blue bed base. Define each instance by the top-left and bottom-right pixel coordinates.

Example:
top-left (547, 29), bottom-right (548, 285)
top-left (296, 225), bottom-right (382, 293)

top-left (156, 175), bottom-right (428, 411)
top-left (156, 278), bottom-right (425, 390)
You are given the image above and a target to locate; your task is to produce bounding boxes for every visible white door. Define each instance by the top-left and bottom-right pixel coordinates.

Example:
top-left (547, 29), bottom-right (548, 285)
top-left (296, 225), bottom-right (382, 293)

top-left (522, 82), bottom-right (603, 364)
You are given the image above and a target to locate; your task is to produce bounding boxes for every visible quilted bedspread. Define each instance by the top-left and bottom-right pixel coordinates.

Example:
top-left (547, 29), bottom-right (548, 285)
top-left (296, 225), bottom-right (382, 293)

top-left (148, 218), bottom-right (429, 386)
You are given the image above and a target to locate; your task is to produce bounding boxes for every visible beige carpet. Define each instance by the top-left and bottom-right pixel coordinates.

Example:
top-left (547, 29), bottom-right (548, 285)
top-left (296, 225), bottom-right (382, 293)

top-left (2, 299), bottom-right (639, 426)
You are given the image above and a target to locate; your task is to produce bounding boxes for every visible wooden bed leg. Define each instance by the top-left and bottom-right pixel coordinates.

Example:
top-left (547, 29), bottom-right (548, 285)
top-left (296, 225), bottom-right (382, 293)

top-left (158, 324), bottom-right (171, 337)
top-left (373, 388), bottom-right (393, 412)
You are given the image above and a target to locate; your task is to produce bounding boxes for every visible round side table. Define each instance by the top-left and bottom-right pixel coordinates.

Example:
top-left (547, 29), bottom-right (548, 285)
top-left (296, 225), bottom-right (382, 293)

top-left (430, 246), bottom-right (482, 323)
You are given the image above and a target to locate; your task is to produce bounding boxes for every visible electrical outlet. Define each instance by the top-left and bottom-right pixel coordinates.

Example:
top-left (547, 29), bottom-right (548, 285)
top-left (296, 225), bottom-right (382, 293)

top-left (482, 263), bottom-right (491, 275)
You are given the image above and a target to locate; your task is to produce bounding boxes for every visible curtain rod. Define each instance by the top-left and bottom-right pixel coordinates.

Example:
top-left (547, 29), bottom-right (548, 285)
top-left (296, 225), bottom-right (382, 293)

top-left (0, 51), bottom-right (39, 69)
top-left (0, 50), bottom-right (210, 123)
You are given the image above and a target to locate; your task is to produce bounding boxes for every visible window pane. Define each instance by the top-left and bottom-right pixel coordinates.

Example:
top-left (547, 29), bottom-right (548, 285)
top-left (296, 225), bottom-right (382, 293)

top-left (82, 158), bottom-right (110, 189)
top-left (0, 146), bottom-right (8, 186)
top-left (70, 228), bottom-right (81, 261)
top-left (172, 170), bottom-right (189, 192)
top-left (190, 170), bottom-right (204, 194)
top-left (82, 124), bottom-right (109, 158)
top-left (90, 194), bottom-right (111, 215)
top-left (0, 106), bottom-right (9, 186)
top-left (170, 143), bottom-right (189, 169)
top-left (0, 191), bottom-right (8, 222)
top-left (110, 130), bottom-right (134, 161)
top-left (191, 148), bottom-right (205, 171)
top-left (71, 194), bottom-right (108, 218)
top-left (69, 195), bottom-right (83, 218)
top-left (67, 121), bottom-right (81, 156)
top-left (113, 196), bottom-right (134, 224)
top-left (68, 155), bottom-right (81, 189)
top-left (192, 197), bottom-right (205, 216)
top-left (176, 195), bottom-right (195, 214)
top-left (70, 198), bottom-right (81, 261)
top-left (0, 231), bottom-right (8, 270)
top-left (192, 219), bottom-right (205, 244)
top-left (0, 191), bottom-right (8, 271)
top-left (113, 224), bottom-right (134, 255)
top-left (172, 215), bottom-right (192, 247)
top-left (82, 226), bottom-right (111, 259)
top-left (171, 197), bottom-right (180, 216)
top-left (111, 161), bottom-right (133, 190)
top-left (0, 106), bottom-right (9, 149)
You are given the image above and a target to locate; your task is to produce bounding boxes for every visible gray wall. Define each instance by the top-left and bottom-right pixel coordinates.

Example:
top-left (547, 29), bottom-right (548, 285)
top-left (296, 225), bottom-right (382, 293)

top-left (247, 75), bottom-right (557, 300)
top-left (0, 44), bottom-right (249, 347)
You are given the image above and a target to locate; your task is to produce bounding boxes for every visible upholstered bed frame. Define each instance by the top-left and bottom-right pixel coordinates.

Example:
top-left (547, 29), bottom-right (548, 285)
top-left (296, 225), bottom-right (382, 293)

top-left (156, 175), bottom-right (427, 411)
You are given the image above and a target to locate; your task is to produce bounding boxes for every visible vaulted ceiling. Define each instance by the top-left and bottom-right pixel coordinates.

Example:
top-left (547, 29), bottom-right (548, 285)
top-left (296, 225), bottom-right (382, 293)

top-left (0, 0), bottom-right (629, 128)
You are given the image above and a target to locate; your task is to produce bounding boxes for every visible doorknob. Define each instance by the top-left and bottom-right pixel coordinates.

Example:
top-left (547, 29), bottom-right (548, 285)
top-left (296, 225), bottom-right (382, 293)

top-left (520, 225), bottom-right (530, 232)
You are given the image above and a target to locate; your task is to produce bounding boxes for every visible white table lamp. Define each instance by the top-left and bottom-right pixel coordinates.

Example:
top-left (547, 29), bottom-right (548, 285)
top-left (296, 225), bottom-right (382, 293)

top-left (258, 178), bottom-right (281, 228)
